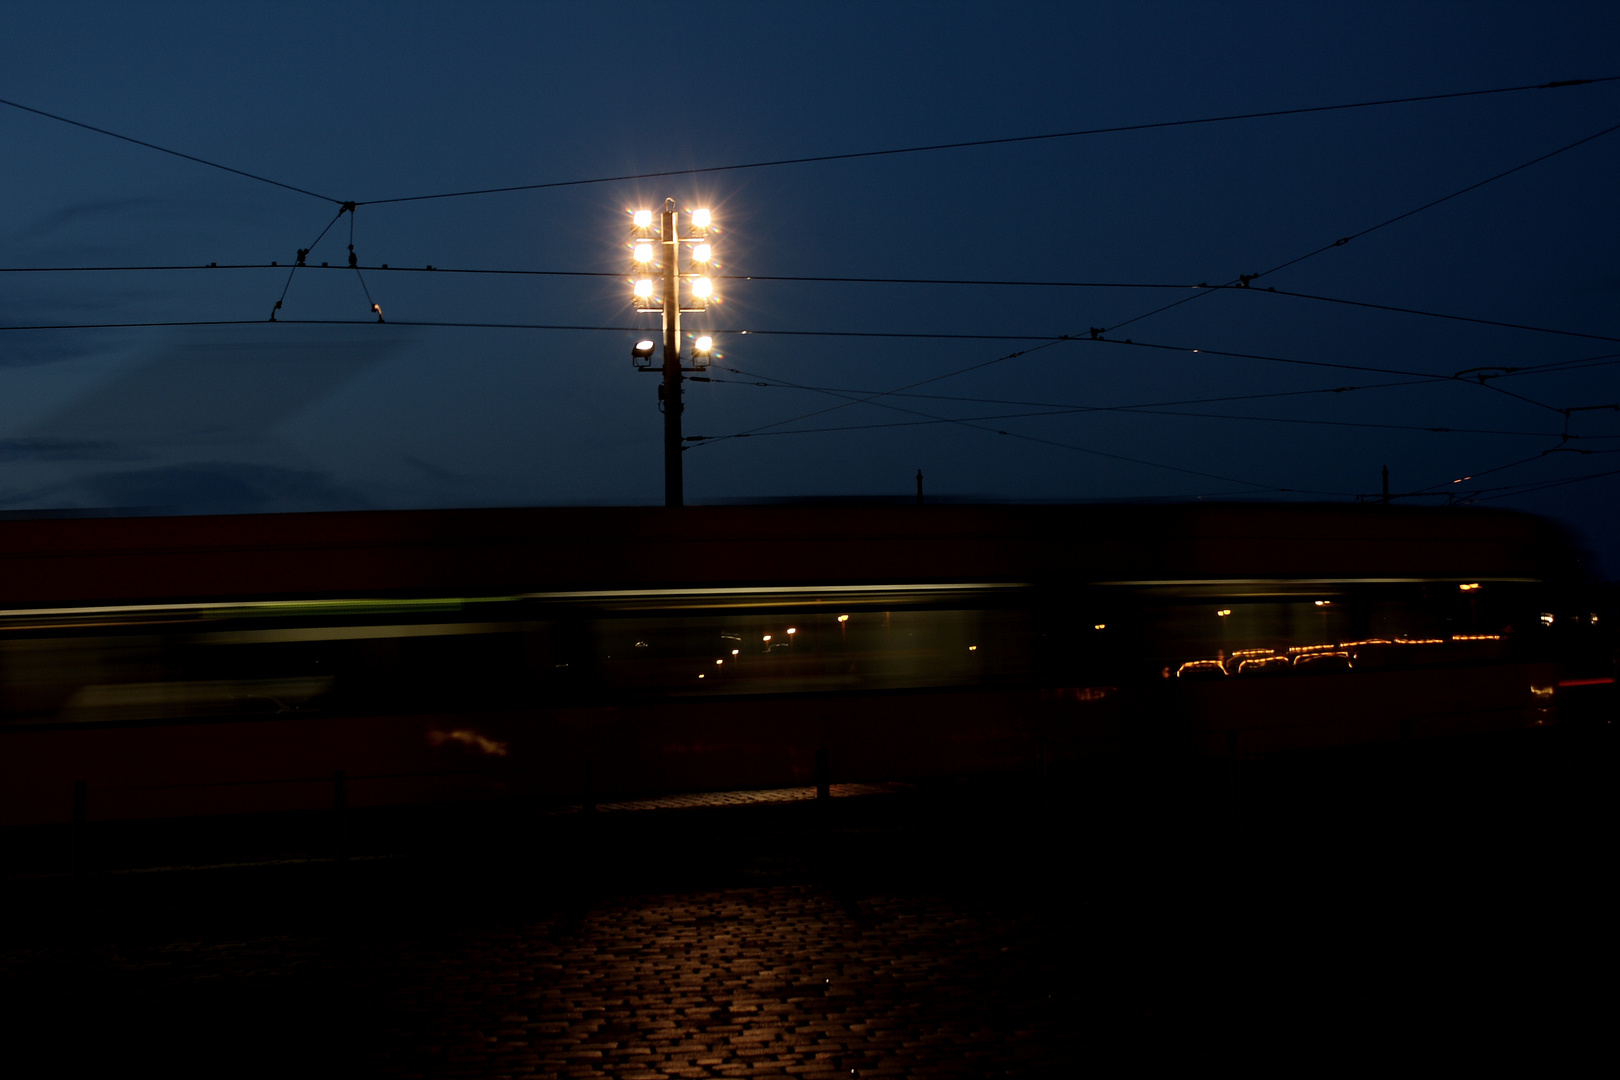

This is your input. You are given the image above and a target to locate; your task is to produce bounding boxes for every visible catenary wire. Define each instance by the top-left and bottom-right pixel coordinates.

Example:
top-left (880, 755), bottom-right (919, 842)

top-left (4, 262), bottom-right (1616, 346)
top-left (699, 372), bottom-right (1571, 441)
top-left (706, 117), bottom-right (1620, 438)
top-left (692, 362), bottom-right (1357, 497)
top-left (5, 318), bottom-right (1598, 422)
top-left (1468, 466), bottom-right (1620, 502)
top-left (270, 207), bottom-right (348, 318)
top-left (1, 310), bottom-right (1611, 406)
top-left (3, 312), bottom-right (1613, 423)
top-left (354, 76), bottom-right (1620, 205)
top-left (1258, 288), bottom-right (1620, 344)
top-left (0, 95), bottom-right (340, 203)
top-left (1101, 115), bottom-right (1620, 335)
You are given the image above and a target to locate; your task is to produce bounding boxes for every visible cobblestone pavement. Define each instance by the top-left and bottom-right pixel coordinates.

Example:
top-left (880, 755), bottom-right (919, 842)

top-left (1, 731), bottom-right (1612, 1077)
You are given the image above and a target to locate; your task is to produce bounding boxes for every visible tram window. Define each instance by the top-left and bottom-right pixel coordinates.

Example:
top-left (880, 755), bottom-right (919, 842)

top-left (1133, 581), bottom-right (1547, 676)
top-left (591, 606), bottom-right (1036, 696)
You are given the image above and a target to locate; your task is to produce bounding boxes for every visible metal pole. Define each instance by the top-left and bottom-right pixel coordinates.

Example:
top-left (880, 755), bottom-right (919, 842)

top-left (661, 201), bottom-right (683, 507)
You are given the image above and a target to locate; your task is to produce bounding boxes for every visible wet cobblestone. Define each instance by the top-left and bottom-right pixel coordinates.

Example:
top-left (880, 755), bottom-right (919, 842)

top-left (2, 733), bottom-right (1612, 1077)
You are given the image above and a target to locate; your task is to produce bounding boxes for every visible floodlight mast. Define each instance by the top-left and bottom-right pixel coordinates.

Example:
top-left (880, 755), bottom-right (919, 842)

top-left (628, 198), bottom-right (718, 507)
top-left (661, 200), bottom-right (682, 506)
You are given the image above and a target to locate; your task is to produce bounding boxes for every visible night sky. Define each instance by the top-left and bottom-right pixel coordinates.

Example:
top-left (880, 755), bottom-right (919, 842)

top-left (3, 4), bottom-right (1618, 570)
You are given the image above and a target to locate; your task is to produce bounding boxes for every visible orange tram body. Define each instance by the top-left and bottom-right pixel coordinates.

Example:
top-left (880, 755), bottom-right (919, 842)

top-left (0, 502), bottom-right (1609, 825)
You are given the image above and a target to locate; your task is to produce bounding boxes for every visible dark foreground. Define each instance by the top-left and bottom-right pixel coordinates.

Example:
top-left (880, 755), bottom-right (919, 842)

top-left (1, 727), bottom-right (1612, 1077)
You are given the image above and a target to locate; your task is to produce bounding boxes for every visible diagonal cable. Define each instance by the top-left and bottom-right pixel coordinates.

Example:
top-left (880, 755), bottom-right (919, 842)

top-left (357, 76), bottom-right (1620, 205)
top-left (0, 95), bottom-right (340, 203)
top-left (1103, 116), bottom-right (1620, 335)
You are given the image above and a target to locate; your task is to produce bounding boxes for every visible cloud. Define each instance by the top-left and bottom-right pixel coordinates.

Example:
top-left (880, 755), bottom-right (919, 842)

top-left (0, 437), bottom-right (137, 463)
top-left (67, 461), bottom-right (365, 515)
top-left (5, 197), bottom-right (174, 247)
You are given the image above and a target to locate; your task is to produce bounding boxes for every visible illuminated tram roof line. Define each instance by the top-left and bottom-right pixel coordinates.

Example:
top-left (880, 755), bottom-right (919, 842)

top-left (516, 583), bottom-right (1032, 605)
top-left (1100, 576), bottom-right (1543, 587)
top-left (0, 582), bottom-right (1034, 622)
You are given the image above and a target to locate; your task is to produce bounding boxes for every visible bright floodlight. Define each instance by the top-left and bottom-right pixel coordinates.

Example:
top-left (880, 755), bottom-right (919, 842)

top-left (632, 339), bottom-right (656, 358)
top-left (632, 209), bottom-right (653, 228)
top-left (692, 277), bottom-right (713, 298)
top-left (634, 279), bottom-right (655, 298)
top-left (694, 335), bottom-right (714, 353)
top-left (691, 208), bottom-right (711, 228)
top-left (633, 243), bottom-right (654, 263)
top-left (692, 243), bottom-right (712, 263)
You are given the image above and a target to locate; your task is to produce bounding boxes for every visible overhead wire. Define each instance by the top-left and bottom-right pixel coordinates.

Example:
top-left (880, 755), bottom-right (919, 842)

top-left (699, 375), bottom-right (1571, 442)
top-left (1257, 288), bottom-right (1620, 344)
top-left (692, 116), bottom-right (1620, 443)
top-left (1101, 115), bottom-right (1620, 335)
top-left (354, 76), bottom-right (1620, 205)
top-left (692, 363), bottom-right (1353, 496)
top-left (1468, 465), bottom-right (1620, 502)
top-left (7, 316), bottom-right (1610, 426)
top-left (8, 88), bottom-right (1618, 504)
top-left (268, 206), bottom-right (347, 321)
top-left (0, 95), bottom-right (340, 203)
top-left (4, 262), bottom-right (1618, 346)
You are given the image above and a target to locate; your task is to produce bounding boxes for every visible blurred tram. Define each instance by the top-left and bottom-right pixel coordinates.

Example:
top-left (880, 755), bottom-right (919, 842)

top-left (0, 502), bottom-right (1610, 825)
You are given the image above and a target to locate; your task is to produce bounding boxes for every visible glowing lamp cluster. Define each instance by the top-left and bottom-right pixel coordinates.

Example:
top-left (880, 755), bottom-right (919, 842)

top-left (628, 205), bottom-right (718, 313)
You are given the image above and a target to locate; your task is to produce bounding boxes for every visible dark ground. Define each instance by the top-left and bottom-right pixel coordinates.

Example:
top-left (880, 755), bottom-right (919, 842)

top-left (0, 726), bottom-right (1612, 1077)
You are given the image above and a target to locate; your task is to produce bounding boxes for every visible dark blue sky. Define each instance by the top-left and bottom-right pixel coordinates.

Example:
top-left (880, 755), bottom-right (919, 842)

top-left (3, 4), bottom-right (1618, 569)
